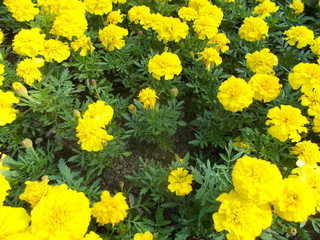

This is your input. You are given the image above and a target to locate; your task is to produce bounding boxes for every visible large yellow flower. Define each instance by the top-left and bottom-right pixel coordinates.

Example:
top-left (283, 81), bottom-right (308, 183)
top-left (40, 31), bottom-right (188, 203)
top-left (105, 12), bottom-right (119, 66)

top-left (99, 24), bottom-right (128, 51)
top-left (252, 0), bottom-right (279, 19)
top-left (128, 5), bottom-right (151, 24)
top-left (167, 168), bottom-right (193, 196)
top-left (138, 87), bottom-right (158, 110)
top-left (91, 191), bottom-right (129, 226)
top-left (239, 16), bottom-right (269, 41)
top-left (42, 39), bottom-right (70, 63)
top-left (30, 184), bottom-right (91, 239)
top-left (290, 140), bottom-right (320, 167)
top-left (193, 16), bottom-right (219, 40)
top-left (84, 0), bottom-right (112, 15)
top-left (217, 76), bottom-right (254, 112)
top-left (83, 100), bottom-right (114, 127)
top-left (245, 48), bottom-right (278, 74)
top-left (16, 57), bottom-right (45, 86)
top-left (284, 26), bottom-right (314, 49)
top-left (207, 33), bottom-right (230, 53)
top-left (289, 0), bottom-right (304, 15)
top-left (197, 47), bottom-right (222, 71)
top-left (266, 105), bottom-right (309, 142)
top-left (4, 0), bottom-right (39, 22)
top-left (153, 17), bottom-right (189, 43)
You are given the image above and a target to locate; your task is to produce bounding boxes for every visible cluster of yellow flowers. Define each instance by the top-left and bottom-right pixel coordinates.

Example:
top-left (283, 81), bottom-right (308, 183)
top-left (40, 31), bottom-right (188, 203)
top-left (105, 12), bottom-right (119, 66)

top-left (76, 100), bottom-right (114, 152)
top-left (213, 155), bottom-right (320, 240)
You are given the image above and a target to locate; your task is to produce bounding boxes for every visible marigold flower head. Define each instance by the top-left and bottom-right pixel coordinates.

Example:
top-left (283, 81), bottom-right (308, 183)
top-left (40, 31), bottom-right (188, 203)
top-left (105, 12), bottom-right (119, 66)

top-left (84, 0), bottom-right (112, 15)
top-left (290, 140), bottom-right (320, 167)
top-left (71, 35), bottom-right (95, 57)
top-left (289, 0), bottom-right (304, 14)
top-left (252, 0), bottom-right (279, 19)
top-left (273, 178), bottom-right (316, 222)
top-left (232, 156), bottom-right (284, 204)
top-left (138, 87), bottom-right (158, 110)
top-left (82, 231), bottom-right (103, 240)
top-left (31, 184), bottom-right (91, 239)
top-left (91, 191), bottom-right (129, 226)
top-left (134, 231), bottom-right (154, 240)
top-left (178, 7), bottom-right (197, 21)
top-left (0, 90), bottom-right (19, 108)
top-left (153, 17), bottom-right (189, 43)
top-left (16, 57), bottom-right (45, 86)
top-left (300, 90), bottom-right (320, 116)
top-left (239, 16), bottom-right (269, 41)
top-left (19, 179), bottom-right (52, 207)
top-left (0, 174), bottom-right (10, 206)
top-left (213, 190), bottom-right (272, 240)
top-left (148, 52), bottom-right (182, 80)
top-left (198, 4), bottom-right (223, 25)
top-left (168, 168), bottom-right (193, 196)
top-left (197, 47), bottom-right (222, 71)
top-left (0, 29), bottom-right (3, 44)
top-left (248, 73), bottom-right (282, 102)
top-left (0, 90), bottom-right (19, 126)
top-left (42, 39), bottom-right (70, 63)
top-left (4, 0), bottom-right (39, 22)
top-left (99, 24), bottom-right (128, 51)
top-left (313, 115), bottom-right (320, 133)
top-left (128, 5), bottom-right (151, 24)
top-left (12, 28), bottom-right (45, 57)
top-left (0, 206), bottom-right (30, 239)
top-left (193, 16), bottom-right (219, 40)
top-left (217, 76), bottom-right (254, 112)
top-left (288, 62), bottom-right (320, 94)
top-left (310, 36), bottom-right (320, 57)
top-left (284, 26), bottom-right (314, 49)
top-left (83, 100), bottom-right (114, 126)
top-left (106, 10), bottom-right (125, 24)
top-left (188, 0), bottom-right (211, 12)
top-left (266, 105), bottom-right (309, 142)
top-left (207, 33), bottom-right (230, 53)
top-left (245, 48), bottom-right (278, 74)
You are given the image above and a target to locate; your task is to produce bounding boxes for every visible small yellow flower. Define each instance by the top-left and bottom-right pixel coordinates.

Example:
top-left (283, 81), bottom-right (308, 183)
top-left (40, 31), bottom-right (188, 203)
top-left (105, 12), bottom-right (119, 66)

top-left (289, 0), bottom-right (304, 15)
top-left (300, 90), bottom-right (320, 116)
top-left (197, 47), bottom-right (222, 71)
top-left (106, 10), bottom-right (125, 24)
top-left (134, 231), bottom-right (153, 240)
top-left (239, 16), bottom-right (269, 41)
top-left (71, 35), bottom-right (95, 57)
top-left (19, 179), bottom-right (52, 207)
top-left (12, 82), bottom-right (28, 98)
top-left (252, 0), bottom-right (279, 19)
top-left (99, 24), bottom-right (128, 51)
top-left (138, 87), bottom-right (158, 110)
top-left (16, 57), bottom-right (45, 86)
top-left (207, 33), bottom-right (230, 53)
top-left (178, 7), bottom-right (197, 21)
top-left (290, 141), bottom-right (320, 167)
top-left (168, 168), bottom-right (193, 196)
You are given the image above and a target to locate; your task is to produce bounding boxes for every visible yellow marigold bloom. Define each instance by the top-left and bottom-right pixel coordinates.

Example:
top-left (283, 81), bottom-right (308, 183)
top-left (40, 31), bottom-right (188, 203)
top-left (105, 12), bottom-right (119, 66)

top-left (82, 231), bottom-right (103, 240)
top-left (252, 0), bottom-right (279, 19)
top-left (207, 33), bottom-right (230, 53)
top-left (0, 29), bottom-right (3, 44)
top-left (84, 0), bottom-right (112, 15)
top-left (289, 0), bottom-right (304, 15)
top-left (19, 179), bottom-right (52, 207)
top-left (31, 184), bottom-right (91, 239)
top-left (266, 105), bottom-right (309, 142)
top-left (83, 100), bottom-right (114, 126)
top-left (99, 24), bottom-right (128, 51)
top-left (0, 174), bottom-right (10, 206)
top-left (0, 64), bottom-right (4, 86)
top-left (148, 52), bottom-right (182, 80)
top-left (76, 117), bottom-right (113, 152)
top-left (239, 16), bottom-right (269, 42)
top-left (37, 0), bottom-right (85, 15)
top-left (138, 87), bottom-right (158, 110)
top-left (92, 191), bottom-right (129, 226)
top-left (12, 28), bottom-right (45, 57)
top-left (12, 82), bottom-right (28, 98)
top-left (248, 73), bottom-right (282, 102)
top-left (168, 168), bottom-right (193, 196)
top-left (245, 48), bottom-right (278, 74)
top-left (310, 36), bottom-right (320, 57)
top-left (42, 39), bottom-right (70, 63)
top-left (50, 11), bottom-right (87, 40)
top-left (213, 190), bottom-right (273, 240)
top-left (16, 57), bottom-right (44, 86)
top-left (198, 4), bottom-right (223, 25)
top-left (134, 231), bottom-right (154, 240)
top-left (300, 90), bottom-right (320, 116)
top-left (273, 178), bottom-right (316, 222)
top-left (153, 17), bottom-right (189, 43)
top-left (106, 10), bottom-right (125, 24)
top-left (4, 0), bottom-right (39, 22)
top-left (0, 206), bottom-right (30, 239)
top-left (288, 62), bottom-right (320, 94)
top-left (193, 16), bottom-right (219, 40)
top-left (284, 26), bottom-right (314, 49)
top-left (0, 90), bottom-right (19, 126)
top-left (0, 90), bottom-right (19, 108)
top-left (290, 140), bottom-right (320, 167)
top-left (178, 7), bottom-right (197, 21)
top-left (197, 47), bottom-right (222, 71)
top-left (128, 5), bottom-right (151, 24)
top-left (188, 0), bottom-right (211, 12)
top-left (217, 76), bottom-right (254, 112)
top-left (313, 115), bottom-right (320, 133)
top-left (0, 153), bottom-right (10, 171)
top-left (71, 35), bottom-right (95, 57)
top-left (232, 156), bottom-right (284, 204)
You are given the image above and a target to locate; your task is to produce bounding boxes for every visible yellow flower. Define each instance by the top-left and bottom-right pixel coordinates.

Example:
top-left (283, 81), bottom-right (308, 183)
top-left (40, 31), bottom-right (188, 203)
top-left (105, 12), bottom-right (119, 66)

top-left (288, 62), bottom-right (320, 94)
top-left (284, 25), bottom-right (314, 49)
top-left (245, 48), bottom-right (278, 74)
top-left (273, 178), bottom-right (316, 222)
top-left (232, 156), bottom-right (284, 204)
top-left (310, 36), bottom-right (320, 57)
top-left (167, 168), bottom-right (193, 196)
top-left (0, 174), bottom-right (10, 206)
top-left (217, 76), bottom-right (254, 112)
top-left (178, 7), bottom-right (197, 21)
top-left (91, 191), bottom-right (129, 226)
top-left (193, 16), bottom-right (219, 40)
top-left (0, 90), bottom-right (19, 108)
top-left (148, 52), bottom-right (182, 80)
top-left (128, 5), bottom-right (151, 24)
top-left (266, 105), bottom-right (309, 142)
top-left (82, 231), bottom-right (103, 240)
top-left (134, 231), bottom-right (154, 240)
top-left (252, 0), bottom-right (279, 19)
top-left (71, 35), bottom-right (95, 57)
top-left (248, 73), bottom-right (282, 102)
top-left (30, 184), bottom-right (91, 239)
top-left (188, 0), bottom-right (211, 12)
top-left (207, 33), bottom-right (230, 53)
top-left (289, 0), bottom-right (304, 15)
top-left (197, 4), bottom-right (223, 25)
top-left (12, 28), bottom-right (45, 57)
top-left (106, 10), bottom-right (125, 24)
top-left (138, 87), bottom-right (158, 110)
top-left (0, 90), bottom-right (19, 126)
top-left (0, 29), bottom-right (3, 44)
top-left (83, 100), bottom-right (114, 126)
top-left (0, 206), bottom-right (30, 239)
top-left (300, 90), bottom-right (320, 116)
top-left (4, 0), bottom-right (39, 22)
top-left (213, 190), bottom-right (272, 240)
top-left (99, 24), bottom-right (128, 51)
top-left (153, 17), bottom-right (189, 43)
top-left (16, 57), bottom-right (45, 86)
top-left (290, 141), bottom-right (320, 167)
top-left (0, 64), bottom-right (4, 86)
top-left (239, 16), bottom-right (269, 41)
top-left (12, 82), bottom-right (28, 98)
top-left (19, 179), bottom-right (52, 207)
top-left (42, 39), bottom-right (70, 63)
top-left (0, 153), bottom-right (10, 171)
top-left (313, 115), bottom-right (320, 133)
top-left (197, 47), bottom-right (222, 71)
top-left (84, 0), bottom-right (112, 15)
top-left (3, 231), bottom-right (40, 240)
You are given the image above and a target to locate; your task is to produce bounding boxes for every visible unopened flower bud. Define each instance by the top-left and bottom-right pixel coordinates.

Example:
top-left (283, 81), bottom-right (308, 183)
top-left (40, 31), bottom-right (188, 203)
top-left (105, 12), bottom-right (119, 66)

top-left (142, 163), bottom-right (148, 168)
top-left (41, 175), bottom-right (49, 182)
top-left (21, 138), bottom-right (33, 148)
top-left (91, 79), bottom-right (97, 85)
top-left (287, 227), bottom-right (297, 236)
top-left (190, 51), bottom-right (194, 59)
top-left (164, 46), bottom-right (169, 52)
top-left (119, 181), bottom-right (124, 188)
top-left (73, 109), bottom-right (81, 118)
top-left (138, 30), bottom-right (143, 35)
top-left (12, 82), bottom-right (28, 98)
top-left (128, 104), bottom-right (137, 114)
top-left (171, 88), bottom-right (178, 97)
